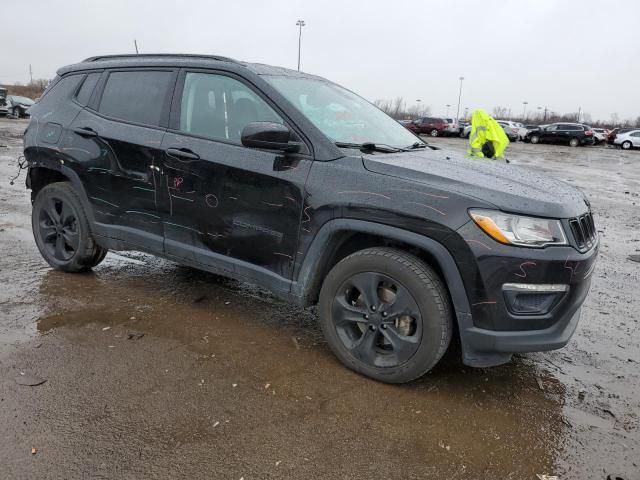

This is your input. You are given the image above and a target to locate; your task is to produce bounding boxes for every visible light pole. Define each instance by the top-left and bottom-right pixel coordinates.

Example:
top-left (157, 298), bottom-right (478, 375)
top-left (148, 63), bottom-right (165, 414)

top-left (446, 104), bottom-right (451, 117)
top-left (415, 99), bottom-right (422, 116)
top-left (522, 101), bottom-right (528, 121)
top-left (296, 19), bottom-right (306, 71)
top-left (455, 76), bottom-right (464, 122)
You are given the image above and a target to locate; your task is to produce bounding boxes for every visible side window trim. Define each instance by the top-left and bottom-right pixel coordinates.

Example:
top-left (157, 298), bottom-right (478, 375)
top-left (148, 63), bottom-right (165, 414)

top-left (88, 67), bottom-right (178, 130)
top-left (168, 68), bottom-right (311, 156)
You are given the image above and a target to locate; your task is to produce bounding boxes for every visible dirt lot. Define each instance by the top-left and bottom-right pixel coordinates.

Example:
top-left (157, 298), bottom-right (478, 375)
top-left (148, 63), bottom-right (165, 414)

top-left (1, 118), bottom-right (639, 479)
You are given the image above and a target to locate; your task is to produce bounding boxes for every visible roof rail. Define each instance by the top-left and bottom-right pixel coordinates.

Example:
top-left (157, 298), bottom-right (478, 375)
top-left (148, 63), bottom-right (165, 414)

top-left (82, 53), bottom-right (237, 63)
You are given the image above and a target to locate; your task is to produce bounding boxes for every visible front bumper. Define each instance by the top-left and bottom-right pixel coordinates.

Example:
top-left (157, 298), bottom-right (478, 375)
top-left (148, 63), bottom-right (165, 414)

top-left (451, 221), bottom-right (599, 367)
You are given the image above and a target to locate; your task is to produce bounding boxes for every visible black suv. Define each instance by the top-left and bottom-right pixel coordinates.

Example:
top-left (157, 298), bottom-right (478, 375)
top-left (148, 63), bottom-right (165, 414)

top-left (526, 123), bottom-right (595, 147)
top-left (23, 54), bottom-right (598, 383)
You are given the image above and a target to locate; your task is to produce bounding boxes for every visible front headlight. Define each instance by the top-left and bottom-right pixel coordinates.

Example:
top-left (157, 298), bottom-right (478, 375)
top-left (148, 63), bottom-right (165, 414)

top-left (469, 209), bottom-right (567, 247)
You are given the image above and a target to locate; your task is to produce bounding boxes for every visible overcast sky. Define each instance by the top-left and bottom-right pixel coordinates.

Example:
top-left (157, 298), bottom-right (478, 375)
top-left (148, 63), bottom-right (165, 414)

top-left (4, 0), bottom-right (639, 122)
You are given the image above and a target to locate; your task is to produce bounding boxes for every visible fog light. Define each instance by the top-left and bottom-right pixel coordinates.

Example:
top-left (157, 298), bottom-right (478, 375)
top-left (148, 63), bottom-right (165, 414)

top-left (502, 283), bottom-right (568, 315)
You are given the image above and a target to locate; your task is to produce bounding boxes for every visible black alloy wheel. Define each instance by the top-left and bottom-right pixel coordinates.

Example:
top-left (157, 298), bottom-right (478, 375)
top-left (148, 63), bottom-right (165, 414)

top-left (38, 195), bottom-right (80, 261)
top-left (32, 182), bottom-right (108, 272)
top-left (319, 247), bottom-right (452, 383)
top-left (331, 271), bottom-right (422, 368)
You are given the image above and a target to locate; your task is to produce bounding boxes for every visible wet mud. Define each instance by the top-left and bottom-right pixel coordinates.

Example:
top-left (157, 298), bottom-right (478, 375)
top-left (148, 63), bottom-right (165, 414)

top-left (1, 119), bottom-right (638, 479)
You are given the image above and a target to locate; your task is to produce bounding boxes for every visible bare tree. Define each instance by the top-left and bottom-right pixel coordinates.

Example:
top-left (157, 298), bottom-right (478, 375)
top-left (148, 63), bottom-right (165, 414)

top-left (492, 106), bottom-right (508, 118)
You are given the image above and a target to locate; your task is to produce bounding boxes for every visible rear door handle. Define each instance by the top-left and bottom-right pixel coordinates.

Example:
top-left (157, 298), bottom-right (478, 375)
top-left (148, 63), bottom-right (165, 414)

top-left (73, 127), bottom-right (97, 137)
top-left (166, 147), bottom-right (200, 161)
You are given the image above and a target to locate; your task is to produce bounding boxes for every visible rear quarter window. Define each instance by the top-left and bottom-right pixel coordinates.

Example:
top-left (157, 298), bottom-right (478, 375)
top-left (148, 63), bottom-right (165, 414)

top-left (98, 70), bottom-right (173, 126)
top-left (30, 74), bottom-right (84, 112)
top-left (75, 72), bottom-right (102, 106)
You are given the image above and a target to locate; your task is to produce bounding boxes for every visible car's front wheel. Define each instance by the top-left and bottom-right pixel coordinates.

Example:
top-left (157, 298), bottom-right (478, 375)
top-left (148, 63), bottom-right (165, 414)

top-left (621, 141), bottom-right (632, 150)
top-left (32, 182), bottom-right (108, 272)
top-left (318, 247), bottom-right (453, 383)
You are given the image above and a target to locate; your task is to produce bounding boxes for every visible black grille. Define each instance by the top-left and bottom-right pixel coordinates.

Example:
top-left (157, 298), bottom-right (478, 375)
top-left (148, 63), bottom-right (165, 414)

top-left (569, 212), bottom-right (597, 250)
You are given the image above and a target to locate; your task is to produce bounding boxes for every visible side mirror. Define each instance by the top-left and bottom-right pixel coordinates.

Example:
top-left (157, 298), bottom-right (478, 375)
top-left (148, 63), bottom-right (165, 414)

top-left (241, 122), bottom-right (300, 153)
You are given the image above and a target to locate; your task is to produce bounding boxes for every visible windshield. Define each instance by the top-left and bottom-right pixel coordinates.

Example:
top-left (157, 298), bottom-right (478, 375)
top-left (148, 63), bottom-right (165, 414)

top-left (265, 76), bottom-right (420, 148)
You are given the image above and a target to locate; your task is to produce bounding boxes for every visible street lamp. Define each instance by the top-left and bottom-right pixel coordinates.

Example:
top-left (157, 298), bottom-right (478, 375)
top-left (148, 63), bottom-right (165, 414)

top-left (446, 104), bottom-right (451, 117)
top-left (296, 19), bottom-right (306, 71)
top-left (522, 101), bottom-right (528, 120)
top-left (455, 76), bottom-right (464, 122)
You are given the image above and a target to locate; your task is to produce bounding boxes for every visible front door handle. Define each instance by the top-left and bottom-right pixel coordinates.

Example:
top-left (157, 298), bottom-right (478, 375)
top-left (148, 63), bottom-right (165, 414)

top-left (166, 147), bottom-right (200, 161)
top-left (73, 127), bottom-right (98, 137)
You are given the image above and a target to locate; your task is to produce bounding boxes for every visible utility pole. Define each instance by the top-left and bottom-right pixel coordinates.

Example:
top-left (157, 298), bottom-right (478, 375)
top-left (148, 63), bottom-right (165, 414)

top-left (296, 20), bottom-right (306, 71)
top-left (455, 76), bottom-right (464, 122)
top-left (134, 39), bottom-right (139, 54)
top-left (446, 104), bottom-right (451, 117)
top-left (522, 101), bottom-right (528, 121)
top-left (29, 64), bottom-right (33, 84)
top-left (577, 106), bottom-right (582, 123)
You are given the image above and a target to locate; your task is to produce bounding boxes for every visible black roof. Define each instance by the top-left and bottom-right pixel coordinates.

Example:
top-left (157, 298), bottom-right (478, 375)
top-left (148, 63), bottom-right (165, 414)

top-left (57, 53), bottom-right (325, 81)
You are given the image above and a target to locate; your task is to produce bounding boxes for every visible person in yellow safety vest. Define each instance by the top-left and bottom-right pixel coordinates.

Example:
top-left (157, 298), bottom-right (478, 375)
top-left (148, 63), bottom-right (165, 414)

top-left (467, 108), bottom-right (510, 159)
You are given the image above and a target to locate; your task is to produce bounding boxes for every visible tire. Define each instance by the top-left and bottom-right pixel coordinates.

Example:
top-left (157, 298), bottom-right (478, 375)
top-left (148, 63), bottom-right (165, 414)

top-left (430, 129), bottom-right (439, 137)
top-left (32, 182), bottom-right (107, 272)
top-left (621, 141), bottom-right (632, 150)
top-left (318, 247), bottom-right (453, 383)
top-left (530, 134), bottom-right (540, 144)
top-left (569, 137), bottom-right (579, 147)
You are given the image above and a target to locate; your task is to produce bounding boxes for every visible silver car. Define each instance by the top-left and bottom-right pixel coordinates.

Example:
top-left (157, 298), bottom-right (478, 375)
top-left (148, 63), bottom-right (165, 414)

top-left (613, 129), bottom-right (640, 150)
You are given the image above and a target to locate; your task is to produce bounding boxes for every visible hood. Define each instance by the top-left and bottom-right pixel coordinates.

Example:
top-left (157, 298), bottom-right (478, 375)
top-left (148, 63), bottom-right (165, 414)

top-left (362, 148), bottom-right (589, 219)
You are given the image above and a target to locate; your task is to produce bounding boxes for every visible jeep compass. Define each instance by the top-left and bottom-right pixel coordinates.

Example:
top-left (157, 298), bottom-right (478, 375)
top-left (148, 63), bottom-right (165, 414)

top-left (23, 54), bottom-right (598, 383)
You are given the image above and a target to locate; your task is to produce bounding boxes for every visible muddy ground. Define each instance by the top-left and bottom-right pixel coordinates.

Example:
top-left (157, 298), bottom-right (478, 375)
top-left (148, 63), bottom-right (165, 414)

top-left (0, 118), bottom-right (638, 479)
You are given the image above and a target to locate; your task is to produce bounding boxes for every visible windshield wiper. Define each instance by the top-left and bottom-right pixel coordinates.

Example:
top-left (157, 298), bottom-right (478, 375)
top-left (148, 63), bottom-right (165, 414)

top-left (406, 141), bottom-right (441, 151)
top-left (334, 141), bottom-right (405, 153)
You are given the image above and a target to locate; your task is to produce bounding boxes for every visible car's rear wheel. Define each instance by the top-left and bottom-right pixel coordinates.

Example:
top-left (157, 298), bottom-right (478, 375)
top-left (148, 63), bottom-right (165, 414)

top-left (32, 182), bottom-right (108, 272)
top-left (621, 141), bottom-right (632, 150)
top-left (569, 137), bottom-right (580, 147)
top-left (430, 129), bottom-right (439, 137)
top-left (318, 247), bottom-right (453, 383)
top-left (530, 134), bottom-right (540, 144)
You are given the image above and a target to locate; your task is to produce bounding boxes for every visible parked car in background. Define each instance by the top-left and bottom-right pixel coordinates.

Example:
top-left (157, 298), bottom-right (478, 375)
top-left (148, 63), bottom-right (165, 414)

top-left (607, 127), bottom-right (635, 145)
top-left (458, 120), bottom-right (469, 137)
top-left (405, 117), bottom-right (449, 137)
top-left (496, 120), bottom-right (526, 140)
top-left (526, 123), bottom-right (594, 147)
top-left (0, 87), bottom-right (9, 116)
top-left (496, 120), bottom-right (523, 141)
top-left (591, 128), bottom-right (610, 145)
top-left (443, 118), bottom-right (458, 136)
top-left (613, 129), bottom-right (640, 150)
top-left (397, 119), bottom-right (413, 126)
top-left (6, 95), bottom-right (35, 118)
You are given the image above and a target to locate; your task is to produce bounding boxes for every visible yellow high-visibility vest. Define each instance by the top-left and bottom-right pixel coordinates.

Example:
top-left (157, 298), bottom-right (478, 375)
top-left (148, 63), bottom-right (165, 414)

top-left (468, 109), bottom-right (510, 158)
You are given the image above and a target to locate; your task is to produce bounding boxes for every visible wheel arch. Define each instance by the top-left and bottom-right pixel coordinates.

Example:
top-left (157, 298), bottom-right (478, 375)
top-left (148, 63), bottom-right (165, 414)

top-left (27, 165), bottom-right (96, 226)
top-left (294, 219), bottom-right (472, 320)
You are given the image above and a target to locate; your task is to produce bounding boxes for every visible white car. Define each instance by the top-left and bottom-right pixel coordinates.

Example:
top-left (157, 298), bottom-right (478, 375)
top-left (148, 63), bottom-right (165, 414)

top-left (443, 117), bottom-right (458, 136)
top-left (613, 129), bottom-right (640, 150)
top-left (496, 120), bottom-right (527, 140)
top-left (592, 128), bottom-right (609, 144)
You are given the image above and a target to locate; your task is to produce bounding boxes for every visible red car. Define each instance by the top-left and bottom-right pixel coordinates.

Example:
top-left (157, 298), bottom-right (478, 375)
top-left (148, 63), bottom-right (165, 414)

top-left (405, 117), bottom-right (449, 137)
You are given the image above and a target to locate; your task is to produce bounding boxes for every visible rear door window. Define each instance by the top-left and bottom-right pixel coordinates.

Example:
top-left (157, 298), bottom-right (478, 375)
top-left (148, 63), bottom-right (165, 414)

top-left (98, 70), bottom-right (173, 126)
